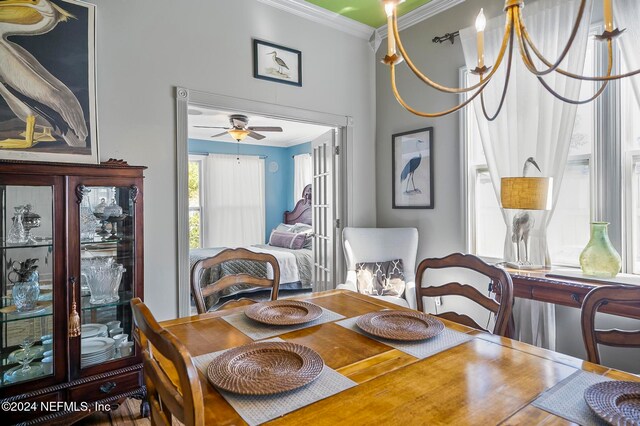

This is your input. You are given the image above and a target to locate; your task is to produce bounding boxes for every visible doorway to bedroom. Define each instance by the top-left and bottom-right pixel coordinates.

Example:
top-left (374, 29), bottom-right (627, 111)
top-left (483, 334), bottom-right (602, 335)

top-left (181, 102), bottom-right (342, 315)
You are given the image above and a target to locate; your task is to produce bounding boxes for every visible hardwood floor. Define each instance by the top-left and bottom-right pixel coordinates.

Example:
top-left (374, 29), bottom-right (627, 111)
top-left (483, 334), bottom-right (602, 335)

top-left (77, 399), bottom-right (149, 426)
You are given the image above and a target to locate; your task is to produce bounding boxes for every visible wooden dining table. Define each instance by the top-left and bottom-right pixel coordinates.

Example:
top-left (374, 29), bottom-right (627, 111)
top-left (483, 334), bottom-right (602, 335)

top-left (159, 290), bottom-right (639, 425)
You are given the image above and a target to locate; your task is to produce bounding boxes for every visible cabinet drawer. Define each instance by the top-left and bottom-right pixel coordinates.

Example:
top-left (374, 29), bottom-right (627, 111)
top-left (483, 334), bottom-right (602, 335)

top-left (3, 391), bottom-right (63, 423)
top-left (530, 286), bottom-right (584, 307)
top-left (68, 371), bottom-right (141, 403)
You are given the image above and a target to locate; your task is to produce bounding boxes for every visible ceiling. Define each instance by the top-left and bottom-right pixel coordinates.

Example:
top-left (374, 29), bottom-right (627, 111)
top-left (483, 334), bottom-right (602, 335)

top-left (188, 106), bottom-right (332, 148)
top-left (304, 0), bottom-right (433, 28)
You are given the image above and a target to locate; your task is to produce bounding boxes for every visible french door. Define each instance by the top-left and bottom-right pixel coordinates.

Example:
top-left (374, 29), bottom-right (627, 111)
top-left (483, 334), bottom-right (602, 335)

top-left (312, 130), bottom-right (339, 292)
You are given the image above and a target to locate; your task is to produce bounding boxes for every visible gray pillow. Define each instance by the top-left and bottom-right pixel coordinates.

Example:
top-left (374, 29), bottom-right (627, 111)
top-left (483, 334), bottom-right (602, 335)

top-left (269, 230), bottom-right (306, 249)
top-left (355, 259), bottom-right (405, 298)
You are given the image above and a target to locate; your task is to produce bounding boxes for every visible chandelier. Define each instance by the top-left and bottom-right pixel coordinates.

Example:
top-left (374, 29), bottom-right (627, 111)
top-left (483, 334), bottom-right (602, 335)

top-left (382, 0), bottom-right (640, 119)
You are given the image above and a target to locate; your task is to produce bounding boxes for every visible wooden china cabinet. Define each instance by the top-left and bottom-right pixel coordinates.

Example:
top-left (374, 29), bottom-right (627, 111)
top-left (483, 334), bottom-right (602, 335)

top-left (0, 160), bottom-right (146, 425)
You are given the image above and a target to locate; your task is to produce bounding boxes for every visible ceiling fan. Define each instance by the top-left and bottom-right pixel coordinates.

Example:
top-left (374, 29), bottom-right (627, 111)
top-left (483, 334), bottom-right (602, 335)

top-left (194, 114), bottom-right (283, 141)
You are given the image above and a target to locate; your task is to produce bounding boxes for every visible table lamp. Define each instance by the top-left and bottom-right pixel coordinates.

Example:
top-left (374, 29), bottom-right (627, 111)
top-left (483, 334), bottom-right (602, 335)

top-left (501, 176), bottom-right (553, 269)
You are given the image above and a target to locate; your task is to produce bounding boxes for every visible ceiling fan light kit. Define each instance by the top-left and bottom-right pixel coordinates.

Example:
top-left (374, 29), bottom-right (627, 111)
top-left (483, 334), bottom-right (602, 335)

top-left (194, 114), bottom-right (283, 142)
top-left (381, 0), bottom-right (640, 119)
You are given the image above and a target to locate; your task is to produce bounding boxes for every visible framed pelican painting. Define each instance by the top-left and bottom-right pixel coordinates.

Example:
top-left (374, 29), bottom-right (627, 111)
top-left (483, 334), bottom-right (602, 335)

top-left (253, 39), bottom-right (302, 87)
top-left (0, 0), bottom-right (98, 164)
top-left (392, 127), bottom-right (434, 209)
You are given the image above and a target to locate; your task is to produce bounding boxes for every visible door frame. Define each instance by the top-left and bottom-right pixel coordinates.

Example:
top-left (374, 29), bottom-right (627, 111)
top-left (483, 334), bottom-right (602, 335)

top-left (175, 87), bottom-right (352, 317)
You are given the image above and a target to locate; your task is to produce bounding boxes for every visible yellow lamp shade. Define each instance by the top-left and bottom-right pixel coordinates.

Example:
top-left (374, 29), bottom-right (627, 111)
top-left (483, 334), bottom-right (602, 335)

top-left (501, 177), bottom-right (553, 210)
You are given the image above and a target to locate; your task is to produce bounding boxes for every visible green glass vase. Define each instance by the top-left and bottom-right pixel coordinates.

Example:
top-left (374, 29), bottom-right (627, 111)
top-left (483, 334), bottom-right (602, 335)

top-left (579, 222), bottom-right (621, 278)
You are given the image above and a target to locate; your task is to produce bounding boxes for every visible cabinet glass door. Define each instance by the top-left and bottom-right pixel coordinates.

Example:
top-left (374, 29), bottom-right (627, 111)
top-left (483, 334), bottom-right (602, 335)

top-left (1, 185), bottom-right (54, 387)
top-left (79, 186), bottom-right (135, 369)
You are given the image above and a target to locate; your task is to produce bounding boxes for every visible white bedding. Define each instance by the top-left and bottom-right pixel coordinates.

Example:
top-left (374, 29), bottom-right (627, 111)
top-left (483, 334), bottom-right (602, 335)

top-left (248, 245), bottom-right (300, 284)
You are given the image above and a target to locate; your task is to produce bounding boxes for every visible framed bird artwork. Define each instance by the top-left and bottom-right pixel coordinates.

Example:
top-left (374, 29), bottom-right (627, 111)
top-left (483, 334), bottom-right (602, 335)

top-left (0, 0), bottom-right (98, 164)
top-left (253, 39), bottom-right (302, 87)
top-left (392, 127), bottom-right (434, 209)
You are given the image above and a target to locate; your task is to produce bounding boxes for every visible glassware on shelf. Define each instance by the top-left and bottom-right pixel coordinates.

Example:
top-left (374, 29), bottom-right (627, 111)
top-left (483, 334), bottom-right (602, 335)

top-left (7, 206), bottom-right (26, 244)
top-left (8, 259), bottom-right (40, 312)
top-left (92, 198), bottom-right (110, 237)
top-left (93, 198), bottom-right (107, 214)
top-left (4, 337), bottom-right (43, 384)
top-left (80, 188), bottom-right (97, 241)
top-left (22, 204), bottom-right (41, 244)
top-left (103, 198), bottom-right (123, 219)
top-left (81, 257), bottom-right (126, 304)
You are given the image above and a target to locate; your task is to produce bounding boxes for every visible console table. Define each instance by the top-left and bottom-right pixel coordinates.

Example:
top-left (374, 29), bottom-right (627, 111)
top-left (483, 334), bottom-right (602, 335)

top-left (508, 269), bottom-right (640, 320)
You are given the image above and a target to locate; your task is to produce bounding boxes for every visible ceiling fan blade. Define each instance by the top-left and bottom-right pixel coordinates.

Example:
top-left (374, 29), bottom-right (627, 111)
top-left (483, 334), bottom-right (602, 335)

top-left (248, 126), bottom-right (283, 132)
top-left (210, 131), bottom-right (229, 138)
top-left (194, 126), bottom-right (229, 129)
top-left (247, 131), bottom-right (266, 140)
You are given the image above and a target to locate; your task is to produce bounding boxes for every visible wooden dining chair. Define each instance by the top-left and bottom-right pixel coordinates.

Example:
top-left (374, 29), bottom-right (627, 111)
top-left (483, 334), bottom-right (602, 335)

top-left (415, 253), bottom-right (514, 336)
top-left (580, 285), bottom-right (640, 365)
top-left (130, 298), bottom-right (204, 426)
top-left (190, 247), bottom-right (280, 314)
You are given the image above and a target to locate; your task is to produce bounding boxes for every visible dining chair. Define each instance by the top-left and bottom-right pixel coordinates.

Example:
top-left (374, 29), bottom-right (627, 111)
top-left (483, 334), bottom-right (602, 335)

top-left (190, 247), bottom-right (280, 314)
top-left (415, 253), bottom-right (514, 336)
top-left (580, 285), bottom-right (640, 365)
top-left (338, 227), bottom-right (419, 309)
top-left (130, 298), bottom-right (204, 426)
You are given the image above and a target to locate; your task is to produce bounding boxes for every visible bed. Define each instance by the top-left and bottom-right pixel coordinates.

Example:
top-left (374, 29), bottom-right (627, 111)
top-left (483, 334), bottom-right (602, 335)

top-left (189, 185), bottom-right (313, 309)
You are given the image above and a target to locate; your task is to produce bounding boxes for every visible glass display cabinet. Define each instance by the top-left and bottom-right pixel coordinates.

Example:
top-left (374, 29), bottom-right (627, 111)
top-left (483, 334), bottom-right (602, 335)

top-left (0, 160), bottom-right (146, 424)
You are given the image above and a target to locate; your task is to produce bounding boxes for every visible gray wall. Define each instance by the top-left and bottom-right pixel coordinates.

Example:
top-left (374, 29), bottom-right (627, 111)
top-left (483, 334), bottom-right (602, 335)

top-left (375, 0), bottom-right (640, 373)
top-left (90, 0), bottom-right (376, 320)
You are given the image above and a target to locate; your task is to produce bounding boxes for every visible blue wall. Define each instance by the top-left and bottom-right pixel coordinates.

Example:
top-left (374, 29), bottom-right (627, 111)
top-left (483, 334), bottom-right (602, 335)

top-left (189, 139), bottom-right (311, 242)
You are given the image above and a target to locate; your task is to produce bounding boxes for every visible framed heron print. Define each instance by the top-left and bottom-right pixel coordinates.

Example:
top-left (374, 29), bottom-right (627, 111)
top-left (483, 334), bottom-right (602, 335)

top-left (253, 39), bottom-right (302, 87)
top-left (392, 127), bottom-right (434, 209)
top-left (0, 0), bottom-right (98, 164)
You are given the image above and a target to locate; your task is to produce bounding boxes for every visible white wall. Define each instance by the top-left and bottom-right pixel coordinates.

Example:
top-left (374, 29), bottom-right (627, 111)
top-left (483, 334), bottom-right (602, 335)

top-left (375, 0), bottom-right (640, 373)
top-left (89, 0), bottom-right (376, 319)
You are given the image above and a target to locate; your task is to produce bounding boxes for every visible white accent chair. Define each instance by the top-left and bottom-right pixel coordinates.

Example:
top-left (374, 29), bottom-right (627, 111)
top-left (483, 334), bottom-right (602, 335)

top-left (337, 227), bottom-right (419, 309)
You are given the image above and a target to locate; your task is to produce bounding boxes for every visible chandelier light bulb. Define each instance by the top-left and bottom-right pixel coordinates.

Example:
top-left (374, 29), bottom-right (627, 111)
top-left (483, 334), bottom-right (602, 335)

top-left (384, 2), bottom-right (395, 17)
top-left (475, 8), bottom-right (487, 33)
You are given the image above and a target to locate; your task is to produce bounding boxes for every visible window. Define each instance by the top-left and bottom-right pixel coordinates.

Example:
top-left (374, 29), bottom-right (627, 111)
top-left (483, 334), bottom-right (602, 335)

top-left (188, 156), bottom-right (203, 249)
top-left (463, 36), bottom-right (640, 272)
top-left (622, 61), bottom-right (640, 273)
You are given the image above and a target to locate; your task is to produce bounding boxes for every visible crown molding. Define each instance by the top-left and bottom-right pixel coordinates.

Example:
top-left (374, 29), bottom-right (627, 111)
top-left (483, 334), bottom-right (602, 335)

top-left (376, 0), bottom-right (466, 40)
top-left (256, 0), bottom-right (375, 40)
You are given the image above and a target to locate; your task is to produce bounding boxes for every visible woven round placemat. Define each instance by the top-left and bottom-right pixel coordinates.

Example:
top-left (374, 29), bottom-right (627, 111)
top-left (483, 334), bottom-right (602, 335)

top-left (207, 342), bottom-right (324, 395)
top-left (244, 300), bottom-right (323, 325)
top-left (585, 381), bottom-right (640, 425)
top-left (356, 310), bottom-right (445, 341)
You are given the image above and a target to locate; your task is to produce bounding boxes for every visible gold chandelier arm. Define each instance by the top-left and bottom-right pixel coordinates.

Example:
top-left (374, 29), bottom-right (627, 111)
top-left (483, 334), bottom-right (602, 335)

top-left (390, 64), bottom-right (489, 117)
top-left (391, 7), bottom-right (513, 94)
top-left (528, 39), bottom-right (613, 105)
top-left (513, 0), bottom-right (587, 76)
top-left (480, 24), bottom-right (516, 122)
top-left (521, 18), bottom-right (640, 82)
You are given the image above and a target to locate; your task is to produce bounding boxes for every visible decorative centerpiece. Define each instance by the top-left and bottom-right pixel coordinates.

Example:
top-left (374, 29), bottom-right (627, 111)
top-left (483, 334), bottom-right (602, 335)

top-left (579, 222), bottom-right (621, 278)
top-left (8, 259), bottom-right (40, 312)
top-left (103, 199), bottom-right (127, 240)
top-left (81, 257), bottom-right (126, 304)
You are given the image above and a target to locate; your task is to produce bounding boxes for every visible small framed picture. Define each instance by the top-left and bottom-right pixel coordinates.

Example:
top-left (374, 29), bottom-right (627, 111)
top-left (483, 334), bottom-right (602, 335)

top-left (392, 127), bottom-right (434, 209)
top-left (253, 39), bottom-right (302, 87)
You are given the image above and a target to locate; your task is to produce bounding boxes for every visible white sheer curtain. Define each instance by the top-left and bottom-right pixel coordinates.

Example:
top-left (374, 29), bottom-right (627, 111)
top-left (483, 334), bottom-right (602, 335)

top-left (293, 153), bottom-right (312, 203)
top-left (461, 0), bottom-right (593, 349)
top-left (203, 154), bottom-right (265, 247)
top-left (616, 0), bottom-right (640, 101)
